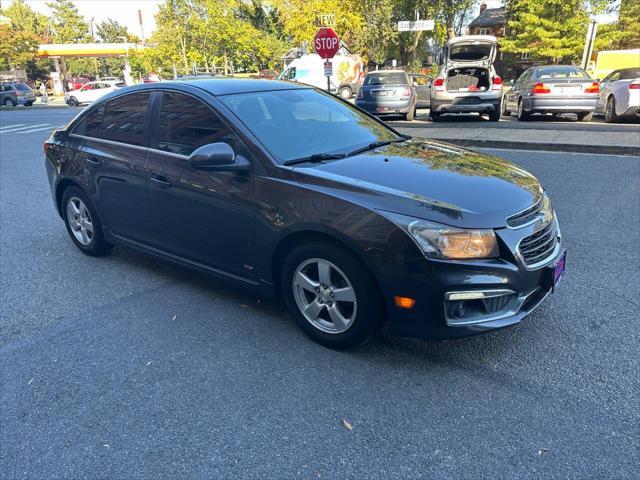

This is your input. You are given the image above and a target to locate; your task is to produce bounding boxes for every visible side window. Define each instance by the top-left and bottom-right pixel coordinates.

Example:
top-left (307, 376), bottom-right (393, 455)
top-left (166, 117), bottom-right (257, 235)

top-left (102, 92), bottom-right (150, 146)
top-left (602, 71), bottom-right (620, 83)
top-left (72, 105), bottom-right (105, 137)
top-left (156, 91), bottom-right (236, 156)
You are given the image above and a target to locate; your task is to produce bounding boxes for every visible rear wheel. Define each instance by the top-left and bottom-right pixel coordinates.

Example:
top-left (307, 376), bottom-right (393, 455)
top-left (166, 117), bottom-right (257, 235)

top-left (577, 112), bottom-right (593, 122)
top-left (62, 187), bottom-right (112, 256)
top-left (338, 86), bottom-right (352, 99)
top-left (4, 98), bottom-right (16, 107)
top-left (501, 99), bottom-right (510, 116)
top-left (488, 108), bottom-right (501, 121)
top-left (604, 96), bottom-right (618, 123)
top-left (405, 106), bottom-right (415, 121)
top-left (517, 98), bottom-right (530, 121)
top-left (429, 110), bottom-right (440, 122)
top-left (282, 242), bottom-right (384, 350)
top-left (68, 96), bottom-right (79, 107)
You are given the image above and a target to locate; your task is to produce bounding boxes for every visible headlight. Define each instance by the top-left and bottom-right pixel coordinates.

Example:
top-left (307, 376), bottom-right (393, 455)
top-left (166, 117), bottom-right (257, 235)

top-left (380, 211), bottom-right (499, 259)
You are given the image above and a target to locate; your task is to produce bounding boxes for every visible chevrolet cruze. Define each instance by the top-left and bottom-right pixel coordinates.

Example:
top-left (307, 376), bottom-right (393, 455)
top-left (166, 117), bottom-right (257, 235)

top-left (44, 79), bottom-right (566, 349)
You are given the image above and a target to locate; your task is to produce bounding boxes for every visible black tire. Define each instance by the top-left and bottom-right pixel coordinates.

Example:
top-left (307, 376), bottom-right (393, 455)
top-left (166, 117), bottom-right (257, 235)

top-left (338, 86), bottom-right (352, 99)
top-left (429, 110), bottom-right (440, 122)
top-left (4, 98), bottom-right (16, 107)
top-left (501, 99), bottom-right (510, 116)
top-left (68, 96), bottom-right (79, 107)
top-left (517, 98), bottom-right (530, 121)
top-left (281, 242), bottom-right (385, 350)
top-left (488, 108), bottom-right (501, 121)
top-left (61, 186), bottom-right (113, 256)
top-left (577, 112), bottom-right (593, 122)
top-left (25, 101), bottom-right (33, 107)
top-left (604, 96), bottom-right (618, 123)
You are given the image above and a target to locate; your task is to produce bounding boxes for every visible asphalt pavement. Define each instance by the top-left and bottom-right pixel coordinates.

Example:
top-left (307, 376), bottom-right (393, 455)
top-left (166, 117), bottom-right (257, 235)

top-left (1, 107), bottom-right (639, 479)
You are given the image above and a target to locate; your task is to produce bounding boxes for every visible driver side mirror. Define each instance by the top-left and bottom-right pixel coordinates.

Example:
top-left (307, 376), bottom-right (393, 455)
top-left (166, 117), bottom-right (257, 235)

top-left (189, 142), bottom-right (249, 172)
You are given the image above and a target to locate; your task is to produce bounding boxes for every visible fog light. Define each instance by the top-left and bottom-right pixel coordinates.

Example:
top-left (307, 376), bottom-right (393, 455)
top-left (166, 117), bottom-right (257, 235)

top-left (394, 296), bottom-right (416, 309)
top-left (451, 301), bottom-right (466, 319)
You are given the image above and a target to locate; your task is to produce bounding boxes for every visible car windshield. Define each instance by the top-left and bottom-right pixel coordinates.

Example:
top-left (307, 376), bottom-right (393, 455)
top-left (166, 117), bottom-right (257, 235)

top-left (364, 73), bottom-right (408, 85)
top-left (536, 67), bottom-right (589, 79)
top-left (221, 88), bottom-right (398, 163)
top-left (15, 83), bottom-right (31, 91)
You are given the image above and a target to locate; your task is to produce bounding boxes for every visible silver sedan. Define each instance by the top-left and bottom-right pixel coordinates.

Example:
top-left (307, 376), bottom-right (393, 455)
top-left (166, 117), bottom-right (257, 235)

top-left (503, 65), bottom-right (600, 122)
top-left (595, 67), bottom-right (640, 122)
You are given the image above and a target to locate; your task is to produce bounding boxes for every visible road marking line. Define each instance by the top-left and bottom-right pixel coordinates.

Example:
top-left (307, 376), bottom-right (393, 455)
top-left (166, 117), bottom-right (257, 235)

top-left (0, 124), bottom-right (26, 131)
top-left (0, 124), bottom-right (52, 133)
top-left (11, 126), bottom-right (59, 134)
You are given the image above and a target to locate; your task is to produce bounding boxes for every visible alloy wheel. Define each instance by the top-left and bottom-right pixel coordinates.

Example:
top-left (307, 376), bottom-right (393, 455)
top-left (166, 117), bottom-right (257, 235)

top-left (292, 258), bottom-right (357, 334)
top-left (66, 196), bottom-right (94, 245)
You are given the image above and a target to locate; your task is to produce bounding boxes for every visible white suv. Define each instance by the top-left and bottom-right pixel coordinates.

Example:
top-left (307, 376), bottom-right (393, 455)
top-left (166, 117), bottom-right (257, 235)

top-left (65, 80), bottom-right (125, 106)
top-left (430, 35), bottom-right (503, 122)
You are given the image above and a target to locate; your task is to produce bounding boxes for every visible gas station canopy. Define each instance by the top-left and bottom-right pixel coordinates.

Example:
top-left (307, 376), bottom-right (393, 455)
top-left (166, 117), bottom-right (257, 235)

top-left (37, 43), bottom-right (145, 58)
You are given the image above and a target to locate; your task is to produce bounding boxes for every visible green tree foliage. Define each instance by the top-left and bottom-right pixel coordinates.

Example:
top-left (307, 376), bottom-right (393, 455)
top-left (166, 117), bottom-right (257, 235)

top-left (0, 25), bottom-right (40, 70)
top-left (597, 0), bottom-right (640, 51)
top-left (46, 0), bottom-right (94, 76)
top-left (500, 0), bottom-right (591, 63)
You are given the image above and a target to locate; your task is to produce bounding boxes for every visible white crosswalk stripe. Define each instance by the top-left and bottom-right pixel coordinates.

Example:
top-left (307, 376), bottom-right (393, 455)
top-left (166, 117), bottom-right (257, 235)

top-left (0, 123), bottom-right (55, 134)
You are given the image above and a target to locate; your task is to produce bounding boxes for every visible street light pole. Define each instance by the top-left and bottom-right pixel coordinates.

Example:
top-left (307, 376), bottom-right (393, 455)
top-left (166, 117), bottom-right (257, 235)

top-left (581, 19), bottom-right (598, 71)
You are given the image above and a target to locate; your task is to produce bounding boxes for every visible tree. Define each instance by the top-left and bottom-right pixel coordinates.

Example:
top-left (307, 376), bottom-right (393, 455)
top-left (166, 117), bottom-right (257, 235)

top-left (0, 25), bottom-right (40, 70)
top-left (597, 0), bottom-right (640, 51)
top-left (46, 0), bottom-right (93, 76)
top-left (500, 0), bottom-right (590, 63)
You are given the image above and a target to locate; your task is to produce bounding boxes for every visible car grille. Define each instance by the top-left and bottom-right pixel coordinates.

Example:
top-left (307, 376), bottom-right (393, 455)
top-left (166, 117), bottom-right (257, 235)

top-left (507, 198), bottom-right (542, 228)
top-left (518, 222), bottom-right (558, 267)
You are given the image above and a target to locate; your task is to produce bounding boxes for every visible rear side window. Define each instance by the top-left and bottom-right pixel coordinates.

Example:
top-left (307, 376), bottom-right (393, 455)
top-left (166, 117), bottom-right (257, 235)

top-left (156, 91), bottom-right (235, 156)
top-left (72, 105), bottom-right (105, 137)
top-left (15, 83), bottom-right (31, 91)
top-left (102, 92), bottom-right (150, 146)
top-left (364, 73), bottom-right (408, 86)
top-left (619, 68), bottom-right (640, 80)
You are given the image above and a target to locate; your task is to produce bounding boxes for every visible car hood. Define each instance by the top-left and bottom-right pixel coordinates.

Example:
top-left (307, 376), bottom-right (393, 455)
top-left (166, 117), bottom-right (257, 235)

top-left (291, 139), bottom-right (542, 229)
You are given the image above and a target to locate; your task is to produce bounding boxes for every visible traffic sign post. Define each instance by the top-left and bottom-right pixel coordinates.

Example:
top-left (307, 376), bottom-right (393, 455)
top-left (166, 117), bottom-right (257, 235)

top-left (314, 27), bottom-right (340, 92)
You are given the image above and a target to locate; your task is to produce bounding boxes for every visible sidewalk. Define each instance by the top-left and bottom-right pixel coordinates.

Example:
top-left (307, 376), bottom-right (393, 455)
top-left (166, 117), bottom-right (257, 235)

top-left (394, 124), bottom-right (640, 156)
top-left (31, 96), bottom-right (68, 108)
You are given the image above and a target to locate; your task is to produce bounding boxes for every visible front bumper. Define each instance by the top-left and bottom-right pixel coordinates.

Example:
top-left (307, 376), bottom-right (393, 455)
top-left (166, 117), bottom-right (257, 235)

top-left (379, 218), bottom-right (563, 340)
top-left (355, 99), bottom-right (413, 115)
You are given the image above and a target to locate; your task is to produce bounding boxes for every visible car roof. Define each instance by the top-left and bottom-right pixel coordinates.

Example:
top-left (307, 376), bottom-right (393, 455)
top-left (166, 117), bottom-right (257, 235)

top-left (366, 70), bottom-right (406, 75)
top-left (166, 78), bottom-right (309, 95)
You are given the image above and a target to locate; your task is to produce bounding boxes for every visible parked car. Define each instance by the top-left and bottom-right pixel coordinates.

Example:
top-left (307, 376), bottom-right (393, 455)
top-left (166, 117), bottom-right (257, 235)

top-left (409, 73), bottom-right (432, 109)
top-left (356, 70), bottom-right (417, 120)
top-left (99, 76), bottom-right (121, 82)
top-left (503, 65), bottom-right (600, 122)
top-left (64, 80), bottom-right (125, 106)
top-left (0, 82), bottom-right (36, 106)
top-left (259, 69), bottom-right (279, 80)
top-left (594, 67), bottom-right (640, 122)
top-left (71, 77), bottom-right (91, 90)
top-left (142, 73), bottom-right (162, 83)
top-left (45, 79), bottom-right (565, 349)
top-left (430, 35), bottom-right (503, 122)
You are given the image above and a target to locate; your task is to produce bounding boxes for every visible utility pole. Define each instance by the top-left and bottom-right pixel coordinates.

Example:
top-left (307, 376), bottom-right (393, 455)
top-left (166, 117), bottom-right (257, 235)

top-left (581, 19), bottom-right (598, 71)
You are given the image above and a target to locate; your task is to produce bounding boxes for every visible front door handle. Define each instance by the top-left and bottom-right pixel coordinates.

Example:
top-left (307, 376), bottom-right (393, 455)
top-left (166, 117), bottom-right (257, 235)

top-left (150, 176), bottom-right (171, 188)
top-left (86, 157), bottom-right (102, 168)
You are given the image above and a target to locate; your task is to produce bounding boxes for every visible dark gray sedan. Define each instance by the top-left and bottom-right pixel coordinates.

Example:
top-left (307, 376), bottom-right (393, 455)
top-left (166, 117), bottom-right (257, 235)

top-left (355, 70), bottom-right (417, 121)
top-left (503, 65), bottom-right (600, 122)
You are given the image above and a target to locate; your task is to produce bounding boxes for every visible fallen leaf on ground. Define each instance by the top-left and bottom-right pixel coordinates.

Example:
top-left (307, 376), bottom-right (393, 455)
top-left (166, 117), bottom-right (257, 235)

top-left (171, 315), bottom-right (176, 321)
top-left (341, 419), bottom-right (353, 430)
top-left (27, 378), bottom-right (34, 386)
top-left (538, 448), bottom-right (549, 455)
top-left (145, 361), bottom-right (153, 367)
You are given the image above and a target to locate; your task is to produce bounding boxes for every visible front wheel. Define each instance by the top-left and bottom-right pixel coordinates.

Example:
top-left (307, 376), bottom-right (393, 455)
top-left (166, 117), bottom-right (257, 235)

top-left (429, 110), bottom-right (440, 122)
top-left (282, 242), bottom-right (385, 350)
top-left (338, 86), bottom-right (352, 99)
top-left (62, 187), bottom-right (113, 256)
top-left (604, 97), bottom-right (618, 123)
top-left (68, 96), bottom-right (79, 107)
top-left (501, 99), bottom-right (510, 116)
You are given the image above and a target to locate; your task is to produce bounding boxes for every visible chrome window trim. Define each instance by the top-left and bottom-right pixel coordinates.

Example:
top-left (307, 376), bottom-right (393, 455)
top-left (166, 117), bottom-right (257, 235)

top-left (70, 133), bottom-right (148, 152)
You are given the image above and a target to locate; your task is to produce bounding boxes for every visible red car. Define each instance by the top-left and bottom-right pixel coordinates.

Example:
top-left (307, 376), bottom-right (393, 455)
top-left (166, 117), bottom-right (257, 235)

top-left (71, 77), bottom-right (91, 90)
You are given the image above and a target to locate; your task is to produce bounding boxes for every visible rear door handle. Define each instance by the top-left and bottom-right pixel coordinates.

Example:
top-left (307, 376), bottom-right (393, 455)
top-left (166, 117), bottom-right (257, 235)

top-left (149, 176), bottom-right (171, 188)
top-left (86, 157), bottom-right (102, 167)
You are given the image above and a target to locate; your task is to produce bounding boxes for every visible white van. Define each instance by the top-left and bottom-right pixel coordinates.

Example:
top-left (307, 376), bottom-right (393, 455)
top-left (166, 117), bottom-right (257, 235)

top-left (278, 54), bottom-right (364, 98)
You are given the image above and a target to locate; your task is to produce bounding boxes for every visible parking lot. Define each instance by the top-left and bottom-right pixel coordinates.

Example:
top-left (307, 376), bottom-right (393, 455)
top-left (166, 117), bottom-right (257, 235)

top-left (1, 107), bottom-right (639, 479)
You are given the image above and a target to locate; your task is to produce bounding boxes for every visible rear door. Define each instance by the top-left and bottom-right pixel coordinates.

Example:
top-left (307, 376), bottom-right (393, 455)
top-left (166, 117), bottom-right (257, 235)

top-left (71, 91), bottom-right (153, 243)
top-left (597, 70), bottom-right (620, 111)
top-left (145, 90), bottom-right (255, 277)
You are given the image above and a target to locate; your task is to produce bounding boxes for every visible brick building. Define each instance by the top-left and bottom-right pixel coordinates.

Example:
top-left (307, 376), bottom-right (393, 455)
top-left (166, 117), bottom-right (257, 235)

top-left (468, 3), bottom-right (535, 80)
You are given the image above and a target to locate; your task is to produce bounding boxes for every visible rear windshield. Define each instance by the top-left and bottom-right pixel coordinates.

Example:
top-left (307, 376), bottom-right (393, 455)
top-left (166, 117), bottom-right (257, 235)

top-left (15, 83), bottom-right (31, 91)
top-left (535, 67), bottom-right (590, 79)
top-left (364, 72), bottom-right (408, 86)
top-left (449, 43), bottom-right (493, 61)
top-left (620, 68), bottom-right (640, 80)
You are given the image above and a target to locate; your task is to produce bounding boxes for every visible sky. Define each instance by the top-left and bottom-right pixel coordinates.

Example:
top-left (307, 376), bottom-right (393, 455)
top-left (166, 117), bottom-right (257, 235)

top-left (6, 0), bottom-right (163, 41)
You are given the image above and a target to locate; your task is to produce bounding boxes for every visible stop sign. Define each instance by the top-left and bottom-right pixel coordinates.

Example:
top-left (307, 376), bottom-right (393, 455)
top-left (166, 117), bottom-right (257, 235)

top-left (314, 27), bottom-right (340, 59)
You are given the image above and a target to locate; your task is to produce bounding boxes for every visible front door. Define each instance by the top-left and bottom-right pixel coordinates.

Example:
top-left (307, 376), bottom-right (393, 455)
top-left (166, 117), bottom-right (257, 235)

top-left (145, 90), bottom-right (255, 278)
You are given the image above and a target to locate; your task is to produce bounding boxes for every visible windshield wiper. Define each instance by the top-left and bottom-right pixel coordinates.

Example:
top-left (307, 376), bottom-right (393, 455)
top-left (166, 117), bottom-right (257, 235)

top-left (283, 152), bottom-right (346, 166)
top-left (345, 138), bottom-right (408, 157)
